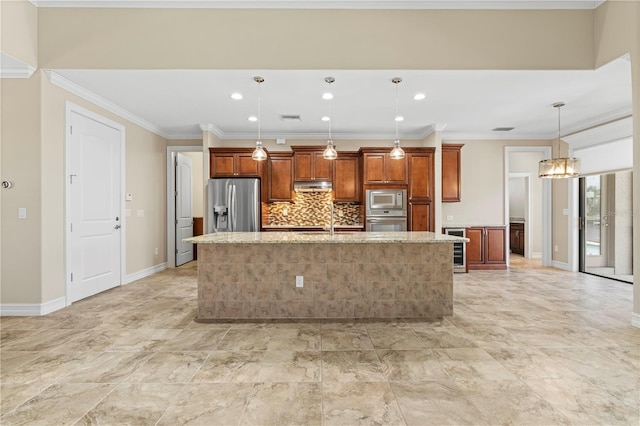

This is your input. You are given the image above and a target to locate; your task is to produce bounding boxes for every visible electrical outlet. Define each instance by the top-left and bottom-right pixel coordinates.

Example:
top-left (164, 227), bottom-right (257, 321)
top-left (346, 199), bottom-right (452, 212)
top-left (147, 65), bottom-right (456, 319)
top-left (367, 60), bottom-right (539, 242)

top-left (18, 207), bottom-right (27, 219)
top-left (338, 210), bottom-right (344, 217)
top-left (137, 209), bottom-right (144, 217)
top-left (154, 247), bottom-right (158, 255)
top-left (283, 208), bottom-right (288, 216)
top-left (446, 215), bottom-right (453, 220)
top-left (296, 276), bottom-right (304, 288)
top-left (554, 245), bottom-right (559, 252)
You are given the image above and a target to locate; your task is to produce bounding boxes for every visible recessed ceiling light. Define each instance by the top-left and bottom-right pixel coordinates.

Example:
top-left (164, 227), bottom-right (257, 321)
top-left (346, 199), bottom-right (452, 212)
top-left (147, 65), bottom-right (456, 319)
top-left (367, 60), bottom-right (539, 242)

top-left (414, 93), bottom-right (426, 101)
top-left (230, 93), bottom-right (243, 100)
top-left (321, 116), bottom-right (330, 122)
top-left (394, 116), bottom-right (404, 122)
top-left (322, 93), bottom-right (333, 100)
top-left (248, 116), bottom-right (257, 122)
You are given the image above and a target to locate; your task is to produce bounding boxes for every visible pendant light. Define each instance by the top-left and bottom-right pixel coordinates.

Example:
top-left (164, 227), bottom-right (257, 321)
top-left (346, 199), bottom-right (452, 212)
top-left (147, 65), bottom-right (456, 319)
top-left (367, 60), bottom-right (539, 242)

top-left (389, 77), bottom-right (405, 160)
top-left (538, 102), bottom-right (580, 178)
top-left (251, 76), bottom-right (267, 161)
top-left (322, 76), bottom-right (338, 160)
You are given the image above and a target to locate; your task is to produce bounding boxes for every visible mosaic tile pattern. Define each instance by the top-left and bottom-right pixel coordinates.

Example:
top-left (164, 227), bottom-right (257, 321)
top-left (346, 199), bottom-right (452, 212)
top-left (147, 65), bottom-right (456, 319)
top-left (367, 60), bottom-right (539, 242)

top-left (1, 257), bottom-right (638, 425)
top-left (197, 243), bottom-right (453, 320)
top-left (268, 192), bottom-right (362, 226)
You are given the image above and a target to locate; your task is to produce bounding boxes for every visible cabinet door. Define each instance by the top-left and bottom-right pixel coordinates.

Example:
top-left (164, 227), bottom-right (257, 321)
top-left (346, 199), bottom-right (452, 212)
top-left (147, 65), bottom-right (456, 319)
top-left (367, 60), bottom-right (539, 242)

top-left (386, 155), bottom-right (407, 184)
top-left (363, 154), bottom-right (386, 184)
top-left (442, 144), bottom-right (462, 202)
top-left (333, 156), bottom-right (360, 202)
top-left (408, 153), bottom-right (432, 200)
top-left (211, 153), bottom-right (235, 177)
top-left (312, 152), bottom-right (333, 181)
top-left (293, 152), bottom-right (312, 181)
top-left (409, 202), bottom-right (431, 231)
top-left (486, 227), bottom-right (506, 264)
top-left (466, 227), bottom-right (485, 265)
top-left (268, 155), bottom-right (293, 202)
top-left (518, 228), bottom-right (525, 252)
top-left (236, 153), bottom-right (261, 176)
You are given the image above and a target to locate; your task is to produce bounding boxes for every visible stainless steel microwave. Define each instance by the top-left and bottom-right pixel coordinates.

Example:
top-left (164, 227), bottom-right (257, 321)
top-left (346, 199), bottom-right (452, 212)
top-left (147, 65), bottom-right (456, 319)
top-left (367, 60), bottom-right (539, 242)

top-left (366, 189), bottom-right (407, 216)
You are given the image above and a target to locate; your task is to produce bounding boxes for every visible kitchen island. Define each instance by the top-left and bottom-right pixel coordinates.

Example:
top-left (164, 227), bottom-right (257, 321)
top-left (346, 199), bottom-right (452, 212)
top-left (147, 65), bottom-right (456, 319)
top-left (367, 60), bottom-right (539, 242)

top-left (186, 231), bottom-right (465, 320)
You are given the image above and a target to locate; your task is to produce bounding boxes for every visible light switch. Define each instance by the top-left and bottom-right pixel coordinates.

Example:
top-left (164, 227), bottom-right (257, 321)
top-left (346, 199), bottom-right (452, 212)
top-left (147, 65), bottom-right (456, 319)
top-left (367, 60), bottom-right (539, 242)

top-left (18, 207), bottom-right (27, 219)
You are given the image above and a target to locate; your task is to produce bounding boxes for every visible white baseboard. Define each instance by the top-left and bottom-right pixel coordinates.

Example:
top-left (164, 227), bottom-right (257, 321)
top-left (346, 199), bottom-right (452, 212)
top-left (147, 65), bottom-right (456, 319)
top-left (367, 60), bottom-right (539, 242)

top-left (551, 260), bottom-right (571, 271)
top-left (125, 262), bottom-right (167, 285)
top-left (0, 296), bottom-right (66, 317)
top-left (632, 313), bottom-right (640, 329)
top-left (530, 252), bottom-right (542, 259)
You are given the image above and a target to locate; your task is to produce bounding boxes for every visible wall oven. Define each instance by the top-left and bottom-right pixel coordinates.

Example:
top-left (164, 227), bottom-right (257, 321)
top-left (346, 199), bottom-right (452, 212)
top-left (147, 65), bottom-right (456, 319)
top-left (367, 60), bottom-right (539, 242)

top-left (365, 189), bottom-right (407, 232)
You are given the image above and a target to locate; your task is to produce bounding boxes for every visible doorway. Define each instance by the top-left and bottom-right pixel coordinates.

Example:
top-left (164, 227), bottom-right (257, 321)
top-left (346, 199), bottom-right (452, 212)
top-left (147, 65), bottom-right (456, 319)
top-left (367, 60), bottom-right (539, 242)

top-left (166, 146), bottom-right (204, 268)
top-left (579, 171), bottom-right (633, 283)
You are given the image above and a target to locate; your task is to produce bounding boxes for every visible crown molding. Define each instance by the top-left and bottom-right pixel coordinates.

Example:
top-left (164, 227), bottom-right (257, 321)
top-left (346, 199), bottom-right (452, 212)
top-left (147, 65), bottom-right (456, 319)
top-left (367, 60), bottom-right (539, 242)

top-left (28, 0), bottom-right (606, 9)
top-left (199, 123), bottom-right (225, 139)
top-left (45, 70), bottom-right (170, 139)
top-left (442, 131), bottom-right (548, 141)
top-left (0, 52), bottom-right (37, 79)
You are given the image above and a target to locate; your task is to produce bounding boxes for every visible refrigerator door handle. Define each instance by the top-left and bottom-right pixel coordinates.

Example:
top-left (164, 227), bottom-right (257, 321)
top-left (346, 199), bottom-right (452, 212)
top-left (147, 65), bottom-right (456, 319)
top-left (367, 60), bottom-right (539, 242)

top-left (231, 184), bottom-right (237, 231)
top-left (227, 184), bottom-right (233, 232)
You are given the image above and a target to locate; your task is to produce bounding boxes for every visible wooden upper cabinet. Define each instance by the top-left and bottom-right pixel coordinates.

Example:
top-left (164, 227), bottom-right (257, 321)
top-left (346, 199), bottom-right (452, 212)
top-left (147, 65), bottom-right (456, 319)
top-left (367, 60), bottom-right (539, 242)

top-left (407, 150), bottom-right (434, 201)
top-left (292, 146), bottom-right (333, 181)
top-left (333, 153), bottom-right (361, 202)
top-left (361, 149), bottom-right (407, 185)
top-left (442, 144), bottom-right (463, 202)
top-left (267, 152), bottom-right (293, 202)
top-left (209, 148), bottom-right (262, 178)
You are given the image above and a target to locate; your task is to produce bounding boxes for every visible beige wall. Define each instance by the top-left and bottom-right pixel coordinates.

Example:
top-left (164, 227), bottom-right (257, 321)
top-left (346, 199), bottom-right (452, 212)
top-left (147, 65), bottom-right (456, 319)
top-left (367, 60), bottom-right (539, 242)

top-left (0, 0), bottom-right (38, 68)
top-left (37, 9), bottom-right (594, 70)
top-left (1, 76), bottom-right (42, 304)
top-left (183, 152), bottom-right (204, 218)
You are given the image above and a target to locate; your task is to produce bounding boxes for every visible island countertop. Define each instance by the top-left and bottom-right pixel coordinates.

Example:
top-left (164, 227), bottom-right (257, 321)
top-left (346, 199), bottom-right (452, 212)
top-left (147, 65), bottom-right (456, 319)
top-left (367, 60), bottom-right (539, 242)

top-left (185, 231), bottom-right (468, 245)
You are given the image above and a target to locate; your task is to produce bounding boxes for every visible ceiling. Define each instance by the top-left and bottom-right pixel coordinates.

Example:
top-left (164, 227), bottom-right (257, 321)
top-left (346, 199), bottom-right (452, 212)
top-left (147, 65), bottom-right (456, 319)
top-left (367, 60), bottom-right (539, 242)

top-left (20, 1), bottom-right (630, 145)
top-left (53, 57), bottom-right (632, 142)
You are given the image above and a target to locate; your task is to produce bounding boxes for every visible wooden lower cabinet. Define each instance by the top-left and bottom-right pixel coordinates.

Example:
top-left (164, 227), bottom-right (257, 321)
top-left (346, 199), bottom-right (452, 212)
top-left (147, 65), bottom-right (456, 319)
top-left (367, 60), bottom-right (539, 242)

top-left (466, 226), bottom-right (507, 270)
top-left (408, 202), bottom-right (431, 232)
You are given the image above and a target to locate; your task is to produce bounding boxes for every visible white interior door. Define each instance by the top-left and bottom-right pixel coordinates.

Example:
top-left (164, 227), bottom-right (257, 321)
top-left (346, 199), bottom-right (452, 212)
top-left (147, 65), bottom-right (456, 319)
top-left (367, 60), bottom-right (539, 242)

top-left (68, 110), bottom-right (122, 303)
top-left (176, 153), bottom-right (194, 266)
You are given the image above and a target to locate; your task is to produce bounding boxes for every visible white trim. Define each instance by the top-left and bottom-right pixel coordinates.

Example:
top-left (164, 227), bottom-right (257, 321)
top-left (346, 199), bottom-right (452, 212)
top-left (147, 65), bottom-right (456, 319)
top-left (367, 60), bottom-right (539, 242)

top-left (631, 313), bottom-right (640, 329)
top-left (125, 263), bottom-right (167, 284)
top-left (0, 52), bottom-right (37, 78)
top-left (531, 252), bottom-right (542, 259)
top-left (65, 102), bottom-right (127, 306)
top-left (167, 146), bottom-right (203, 269)
top-left (0, 297), bottom-right (66, 316)
top-left (29, 0), bottom-right (606, 10)
top-left (551, 260), bottom-right (571, 271)
top-left (567, 176), bottom-right (579, 272)
top-left (504, 146), bottom-right (552, 267)
top-left (47, 71), bottom-right (169, 139)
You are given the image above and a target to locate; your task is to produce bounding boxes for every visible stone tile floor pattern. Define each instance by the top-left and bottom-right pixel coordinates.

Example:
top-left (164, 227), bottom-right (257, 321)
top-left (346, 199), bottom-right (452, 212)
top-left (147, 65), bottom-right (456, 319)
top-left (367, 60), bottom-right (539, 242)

top-left (1, 256), bottom-right (638, 425)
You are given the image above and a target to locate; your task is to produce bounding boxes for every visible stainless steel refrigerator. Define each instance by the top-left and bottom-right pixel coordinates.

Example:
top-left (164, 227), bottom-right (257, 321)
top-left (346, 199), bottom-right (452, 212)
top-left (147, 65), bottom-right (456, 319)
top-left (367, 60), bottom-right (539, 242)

top-left (207, 178), bottom-right (261, 233)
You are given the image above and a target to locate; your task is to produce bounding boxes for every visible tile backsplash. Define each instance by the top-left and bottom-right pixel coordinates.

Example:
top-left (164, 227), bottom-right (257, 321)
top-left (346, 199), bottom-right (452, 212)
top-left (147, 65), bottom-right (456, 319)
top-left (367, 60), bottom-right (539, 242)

top-left (268, 192), bottom-right (362, 226)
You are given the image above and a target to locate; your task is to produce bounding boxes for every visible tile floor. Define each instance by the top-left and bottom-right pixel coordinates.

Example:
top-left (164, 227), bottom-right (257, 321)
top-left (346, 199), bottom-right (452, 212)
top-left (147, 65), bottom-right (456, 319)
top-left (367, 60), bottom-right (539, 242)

top-left (1, 256), bottom-right (638, 425)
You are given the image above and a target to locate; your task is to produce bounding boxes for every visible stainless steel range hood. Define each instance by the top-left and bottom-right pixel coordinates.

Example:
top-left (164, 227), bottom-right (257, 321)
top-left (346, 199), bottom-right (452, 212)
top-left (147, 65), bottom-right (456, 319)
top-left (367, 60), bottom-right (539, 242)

top-left (294, 181), bottom-right (332, 192)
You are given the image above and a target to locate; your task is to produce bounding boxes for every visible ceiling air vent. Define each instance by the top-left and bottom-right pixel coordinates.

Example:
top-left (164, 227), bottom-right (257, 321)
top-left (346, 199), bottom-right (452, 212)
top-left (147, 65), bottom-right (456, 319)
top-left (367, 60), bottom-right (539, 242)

top-left (492, 127), bottom-right (514, 132)
top-left (280, 114), bottom-right (302, 122)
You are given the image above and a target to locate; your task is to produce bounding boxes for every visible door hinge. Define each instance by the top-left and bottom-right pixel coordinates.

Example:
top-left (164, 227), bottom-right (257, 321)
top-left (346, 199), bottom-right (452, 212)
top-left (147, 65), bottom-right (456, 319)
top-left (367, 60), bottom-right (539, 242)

top-left (70, 223), bottom-right (73, 232)
top-left (70, 125), bottom-right (73, 135)
top-left (175, 249), bottom-right (178, 254)
top-left (175, 219), bottom-right (178, 225)
top-left (70, 272), bottom-right (74, 282)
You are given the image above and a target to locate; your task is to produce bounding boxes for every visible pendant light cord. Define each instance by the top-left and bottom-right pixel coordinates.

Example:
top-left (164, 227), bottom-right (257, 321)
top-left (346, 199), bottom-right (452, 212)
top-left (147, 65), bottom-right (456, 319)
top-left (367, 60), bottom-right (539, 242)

top-left (257, 80), bottom-right (262, 142)
top-left (395, 81), bottom-right (399, 141)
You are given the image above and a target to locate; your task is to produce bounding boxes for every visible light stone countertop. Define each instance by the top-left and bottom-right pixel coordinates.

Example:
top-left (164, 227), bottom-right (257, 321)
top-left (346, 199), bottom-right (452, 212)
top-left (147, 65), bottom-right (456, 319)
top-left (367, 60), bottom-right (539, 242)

top-left (261, 225), bottom-right (364, 229)
top-left (185, 231), bottom-right (468, 245)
